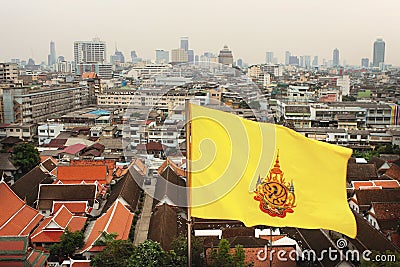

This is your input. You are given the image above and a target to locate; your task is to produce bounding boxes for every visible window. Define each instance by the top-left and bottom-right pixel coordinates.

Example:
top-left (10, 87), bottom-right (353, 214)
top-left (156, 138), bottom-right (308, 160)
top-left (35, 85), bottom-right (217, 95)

top-left (50, 129), bottom-right (54, 134)
top-left (39, 130), bottom-right (46, 133)
top-left (23, 129), bottom-right (29, 132)
top-left (9, 129), bottom-right (14, 132)
top-left (16, 129), bottom-right (20, 132)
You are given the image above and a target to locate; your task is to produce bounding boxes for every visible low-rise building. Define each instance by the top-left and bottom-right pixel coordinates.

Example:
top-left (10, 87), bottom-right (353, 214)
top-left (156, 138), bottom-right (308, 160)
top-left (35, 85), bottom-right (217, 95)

top-left (38, 124), bottom-right (64, 146)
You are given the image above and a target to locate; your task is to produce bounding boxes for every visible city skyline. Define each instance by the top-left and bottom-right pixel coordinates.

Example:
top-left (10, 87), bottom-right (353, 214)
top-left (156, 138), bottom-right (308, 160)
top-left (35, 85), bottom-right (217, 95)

top-left (1, 0), bottom-right (400, 65)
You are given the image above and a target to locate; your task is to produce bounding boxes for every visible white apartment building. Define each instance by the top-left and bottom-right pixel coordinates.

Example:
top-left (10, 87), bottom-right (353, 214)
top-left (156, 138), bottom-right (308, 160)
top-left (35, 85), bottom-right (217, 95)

top-left (74, 38), bottom-right (106, 64)
top-left (38, 124), bottom-right (64, 145)
top-left (0, 124), bottom-right (36, 141)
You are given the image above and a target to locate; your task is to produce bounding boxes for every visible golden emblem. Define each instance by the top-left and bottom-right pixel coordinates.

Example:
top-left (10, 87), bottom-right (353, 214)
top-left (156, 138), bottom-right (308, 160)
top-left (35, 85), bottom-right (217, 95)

top-left (254, 152), bottom-right (295, 218)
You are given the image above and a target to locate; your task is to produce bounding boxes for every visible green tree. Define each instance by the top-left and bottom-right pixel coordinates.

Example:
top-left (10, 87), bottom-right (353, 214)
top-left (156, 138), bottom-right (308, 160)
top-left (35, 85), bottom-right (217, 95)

top-left (170, 234), bottom-right (205, 266)
top-left (342, 95), bottom-right (357, 101)
top-left (93, 232), bottom-right (118, 246)
top-left (127, 240), bottom-right (169, 267)
top-left (233, 245), bottom-right (250, 267)
top-left (91, 239), bottom-right (135, 267)
top-left (209, 239), bottom-right (234, 267)
top-left (49, 229), bottom-right (84, 263)
top-left (11, 143), bottom-right (40, 175)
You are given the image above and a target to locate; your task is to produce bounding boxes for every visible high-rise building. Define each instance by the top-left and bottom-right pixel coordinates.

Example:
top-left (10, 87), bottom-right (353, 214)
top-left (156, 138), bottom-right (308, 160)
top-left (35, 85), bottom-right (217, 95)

top-left (289, 56), bottom-right (299, 66)
top-left (361, 58), bottom-right (369, 68)
top-left (266, 51), bottom-right (274, 64)
top-left (218, 45), bottom-right (234, 66)
top-left (304, 56), bottom-right (311, 69)
top-left (312, 56), bottom-right (319, 67)
top-left (74, 38), bottom-right (106, 64)
top-left (131, 50), bottom-right (142, 64)
top-left (373, 38), bottom-right (385, 67)
top-left (333, 48), bottom-right (340, 67)
top-left (285, 51), bottom-right (291, 65)
top-left (110, 49), bottom-right (125, 64)
top-left (171, 48), bottom-right (188, 63)
top-left (48, 41), bottom-right (56, 66)
top-left (155, 50), bottom-right (170, 64)
top-left (180, 37), bottom-right (189, 52)
top-left (187, 50), bottom-right (194, 63)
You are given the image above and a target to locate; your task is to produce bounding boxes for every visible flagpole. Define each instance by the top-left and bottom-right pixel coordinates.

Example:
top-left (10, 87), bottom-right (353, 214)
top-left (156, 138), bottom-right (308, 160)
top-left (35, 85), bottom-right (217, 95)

top-left (185, 99), bottom-right (192, 267)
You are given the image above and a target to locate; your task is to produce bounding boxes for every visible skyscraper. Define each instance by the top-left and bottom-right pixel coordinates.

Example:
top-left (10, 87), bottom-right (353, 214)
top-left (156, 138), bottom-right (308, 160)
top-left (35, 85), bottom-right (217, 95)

top-left (373, 38), bottom-right (385, 67)
top-left (304, 56), bottom-right (311, 69)
top-left (171, 48), bottom-right (188, 63)
top-left (48, 41), bottom-right (56, 66)
top-left (180, 37), bottom-right (189, 52)
top-left (218, 45), bottom-right (234, 66)
top-left (266, 51), bottom-right (274, 64)
top-left (155, 50), bottom-right (170, 64)
top-left (110, 49), bottom-right (125, 64)
top-left (312, 56), bottom-right (319, 67)
top-left (333, 48), bottom-right (340, 67)
top-left (285, 51), bottom-right (291, 65)
top-left (74, 38), bottom-right (106, 64)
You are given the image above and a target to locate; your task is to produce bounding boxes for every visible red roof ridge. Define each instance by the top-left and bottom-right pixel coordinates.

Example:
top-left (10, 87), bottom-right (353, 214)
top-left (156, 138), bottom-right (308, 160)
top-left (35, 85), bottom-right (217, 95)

top-left (81, 199), bottom-right (133, 252)
top-left (52, 205), bottom-right (74, 229)
top-left (19, 213), bottom-right (43, 236)
top-left (0, 204), bottom-right (26, 231)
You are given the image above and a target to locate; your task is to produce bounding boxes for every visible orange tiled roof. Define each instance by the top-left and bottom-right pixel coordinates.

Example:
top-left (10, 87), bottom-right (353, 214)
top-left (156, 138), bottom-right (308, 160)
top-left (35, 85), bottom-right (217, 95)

top-left (373, 180), bottom-right (400, 188)
top-left (53, 201), bottom-right (88, 214)
top-left (81, 200), bottom-right (134, 252)
top-left (31, 231), bottom-right (63, 243)
top-left (0, 239), bottom-right (27, 251)
top-left (158, 159), bottom-right (186, 177)
top-left (57, 165), bottom-right (110, 184)
top-left (70, 159), bottom-right (115, 182)
top-left (82, 72), bottom-right (97, 79)
top-left (31, 206), bottom-right (87, 243)
top-left (67, 217), bottom-right (87, 232)
top-left (352, 181), bottom-right (374, 189)
top-left (54, 206), bottom-right (74, 228)
top-left (132, 158), bottom-right (147, 176)
top-left (0, 182), bottom-right (43, 236)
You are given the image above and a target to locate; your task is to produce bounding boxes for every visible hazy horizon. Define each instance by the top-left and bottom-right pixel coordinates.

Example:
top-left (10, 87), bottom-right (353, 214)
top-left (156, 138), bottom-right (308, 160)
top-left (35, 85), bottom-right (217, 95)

top-left (1, 0), bottom-right (399, 66)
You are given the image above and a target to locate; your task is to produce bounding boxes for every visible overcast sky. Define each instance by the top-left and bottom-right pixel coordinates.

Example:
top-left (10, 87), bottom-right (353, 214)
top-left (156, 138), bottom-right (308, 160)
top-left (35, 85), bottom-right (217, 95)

top-left (1, 0), bottom-right (399, 65)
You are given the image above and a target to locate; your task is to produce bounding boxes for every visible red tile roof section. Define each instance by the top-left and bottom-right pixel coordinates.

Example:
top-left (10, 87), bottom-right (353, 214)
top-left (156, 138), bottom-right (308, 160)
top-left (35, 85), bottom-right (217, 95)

top-left (53, 206), bottom-right (74, 228)
top-left (0, 240), bottom-right (26, 251)
top-left (81, 200), bottom-right (134, 252)
top-left (31, 206), bottom-right (87, 243)
top-left (158, 159), bottom-right (186, 177)
top-left (57, 165), bottom-right (109, 184)
top-left (60, 144), bottom-right (87, 155)
top-left (373, 180), bottom-right (400, 188)
top-left (0, 182), bottom-right (43, 236)
top-left (53, 201), bottom-right (88, 214)
top-left (352, 181), bottom-right (374, 190)
top-left (70, 159), bottom-right (115, 182)
top-left (31, 231), bottom-right (63, 243)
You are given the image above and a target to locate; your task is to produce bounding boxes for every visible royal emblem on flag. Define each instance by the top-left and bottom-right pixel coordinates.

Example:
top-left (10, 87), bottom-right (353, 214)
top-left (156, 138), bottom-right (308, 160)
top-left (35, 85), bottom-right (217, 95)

top-left (254, 153), bottom-right (296, 218)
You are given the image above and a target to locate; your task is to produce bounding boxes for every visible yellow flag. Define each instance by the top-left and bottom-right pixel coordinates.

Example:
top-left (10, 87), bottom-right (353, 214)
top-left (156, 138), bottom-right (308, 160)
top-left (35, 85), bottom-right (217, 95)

top-left (189, 104), bottom-right (356, 238)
